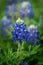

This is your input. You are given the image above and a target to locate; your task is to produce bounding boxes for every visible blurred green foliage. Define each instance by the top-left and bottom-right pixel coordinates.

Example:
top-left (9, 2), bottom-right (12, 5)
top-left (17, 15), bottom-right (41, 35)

top-left (0, 0), bottom-right (43, 65)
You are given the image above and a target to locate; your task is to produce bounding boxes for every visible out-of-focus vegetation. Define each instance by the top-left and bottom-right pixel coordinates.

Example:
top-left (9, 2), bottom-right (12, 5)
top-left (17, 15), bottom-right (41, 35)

top-left (0, 0), bottom-right (43, 65)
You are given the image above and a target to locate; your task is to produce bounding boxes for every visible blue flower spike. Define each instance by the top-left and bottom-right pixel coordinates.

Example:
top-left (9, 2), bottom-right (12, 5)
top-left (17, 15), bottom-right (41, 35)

top-left (6, 3), bottom-right (17, 19)
top-left (1, 16), bottom-right (11, 27)
top-left (28, 25), bottom-right (40, 45)
top-left (20, 1), bottom-right (34, 18)
top-left (1, 16), bottom-right (12, 39)
top-left (11, 18), bottom-right (29, 44)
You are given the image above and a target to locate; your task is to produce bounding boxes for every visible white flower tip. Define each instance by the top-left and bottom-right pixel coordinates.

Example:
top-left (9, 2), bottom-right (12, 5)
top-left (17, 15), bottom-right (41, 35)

top-left (28, 25), bottom-right (37, 30)
top-left (21, 1), bottom-right (30, 8)
top-left (16, 18), bottom-right (24, 23)
top-left (29, 25), bottom-right (35, 28)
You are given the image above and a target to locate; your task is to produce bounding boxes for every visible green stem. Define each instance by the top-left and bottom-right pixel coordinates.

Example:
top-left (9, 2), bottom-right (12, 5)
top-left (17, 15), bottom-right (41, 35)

top-left (17, 42), bottom-right (20, 51)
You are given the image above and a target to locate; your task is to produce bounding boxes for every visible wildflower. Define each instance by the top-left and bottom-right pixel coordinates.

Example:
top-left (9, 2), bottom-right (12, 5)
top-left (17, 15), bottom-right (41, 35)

top-left (1, 16), bottom-right (11, 27)
top-left (6, 3), bottom-right (17, 19)
top-left (1, 16), bottom-right (12, 40)
top-left (11, 18), bottom-right (29, 44)
top-left (28, 25), bottom-right (40, 45)
top-left (20, 1), bottom-right (34, 18)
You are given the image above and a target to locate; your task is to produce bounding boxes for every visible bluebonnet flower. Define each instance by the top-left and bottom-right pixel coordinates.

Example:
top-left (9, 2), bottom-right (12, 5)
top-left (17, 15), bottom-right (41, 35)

top-left (1, 16), bottom-right (11, 27)
top-left (6, 3), bottom-right (17, 19)
top-left (20, 1), bottom-right (34, 18)
top-left (28, 25), bottom-right (40, 45)
top-left (11, 18), bottom-right (29, 44)
top-left (1, 16), bottom-right (12, 40)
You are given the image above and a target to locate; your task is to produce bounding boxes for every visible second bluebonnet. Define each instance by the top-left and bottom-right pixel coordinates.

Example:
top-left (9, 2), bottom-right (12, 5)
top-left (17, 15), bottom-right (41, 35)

top-left (20, 1), bottom-right (34, 18)
top-left (1, 16), bottom-right (12, 40)
top-left (5, 3), bottom-right (17, 19)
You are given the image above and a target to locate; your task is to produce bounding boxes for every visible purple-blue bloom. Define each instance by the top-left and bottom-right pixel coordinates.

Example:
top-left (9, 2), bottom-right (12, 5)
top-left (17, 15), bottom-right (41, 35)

top-left (28, 25), bottom-right (40, 45)
top-left (1, 16), bottom-right (11, 27)
top-left (11, 18), bottom-right (29, 44)
top-left (20, 1), bottom-right (34, 18)
top-left (1, 16), bottom-right (12, 39)
top-left (6, 3), bottom-right (17, 19)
